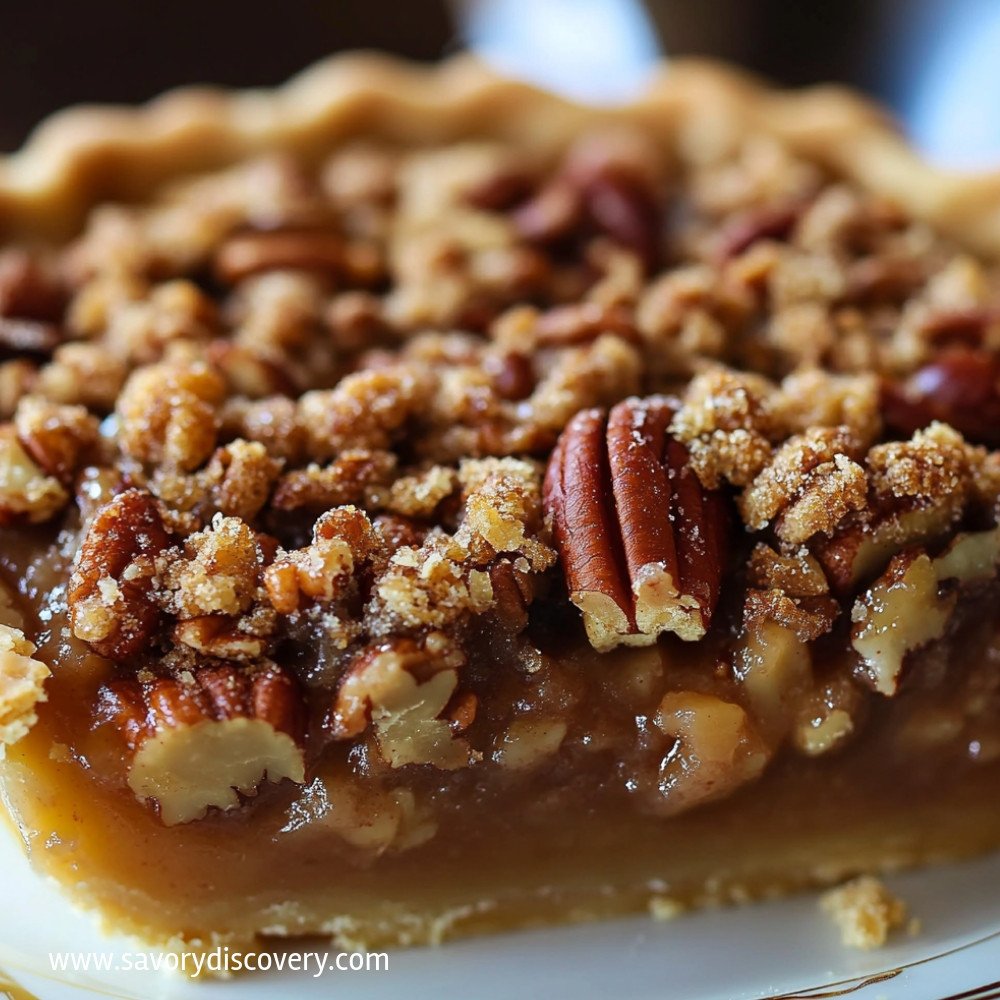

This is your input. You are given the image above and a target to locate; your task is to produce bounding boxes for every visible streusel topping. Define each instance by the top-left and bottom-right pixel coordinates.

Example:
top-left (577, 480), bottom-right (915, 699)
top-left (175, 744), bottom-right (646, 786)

top-left (4, 125), bottom-right (1000, 824)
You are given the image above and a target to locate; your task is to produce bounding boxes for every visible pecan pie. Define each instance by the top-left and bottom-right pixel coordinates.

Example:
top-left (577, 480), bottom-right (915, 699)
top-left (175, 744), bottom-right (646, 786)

top-left (2, 56), bottom-right (1000, 955)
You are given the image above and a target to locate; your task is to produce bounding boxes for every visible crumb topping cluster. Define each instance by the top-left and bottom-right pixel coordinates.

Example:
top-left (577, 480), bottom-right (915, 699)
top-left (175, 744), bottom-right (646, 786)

top-left (3, 125), bottom-right (1000, 827)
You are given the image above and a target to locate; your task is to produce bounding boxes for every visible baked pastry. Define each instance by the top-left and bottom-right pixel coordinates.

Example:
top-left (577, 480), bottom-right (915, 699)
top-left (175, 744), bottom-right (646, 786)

top-left (2, 55), bottom-right (1000, 954)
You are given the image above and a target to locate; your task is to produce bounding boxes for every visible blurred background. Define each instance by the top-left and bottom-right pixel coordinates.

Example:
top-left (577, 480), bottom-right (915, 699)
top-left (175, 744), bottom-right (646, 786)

top-left (1, 0), bottom-right (997, 164)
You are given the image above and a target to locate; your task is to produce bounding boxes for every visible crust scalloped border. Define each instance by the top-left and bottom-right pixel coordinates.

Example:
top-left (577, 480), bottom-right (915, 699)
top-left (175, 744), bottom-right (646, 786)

top-left (1, 53), bottom-right (1000, 256)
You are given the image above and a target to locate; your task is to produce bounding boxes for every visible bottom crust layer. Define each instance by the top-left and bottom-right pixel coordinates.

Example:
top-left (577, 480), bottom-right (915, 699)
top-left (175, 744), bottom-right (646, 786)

top-left (3, 725), bottom-right (999, 953)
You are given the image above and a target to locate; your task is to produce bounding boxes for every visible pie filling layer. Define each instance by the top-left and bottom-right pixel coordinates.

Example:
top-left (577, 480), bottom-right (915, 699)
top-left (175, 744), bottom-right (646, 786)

top-left (0, 94), bottom-right (1000, 951)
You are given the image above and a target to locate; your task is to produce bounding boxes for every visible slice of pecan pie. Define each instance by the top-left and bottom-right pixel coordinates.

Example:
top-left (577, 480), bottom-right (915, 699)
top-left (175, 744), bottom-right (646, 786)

top-left (2, 57), bottom-right (1000, 954)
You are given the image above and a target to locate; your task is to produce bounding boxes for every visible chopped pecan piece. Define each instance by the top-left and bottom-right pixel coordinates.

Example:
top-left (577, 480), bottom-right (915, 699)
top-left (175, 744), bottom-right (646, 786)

top-left (159, 515), bottom-right (263, 619)
top-left (264, 505), bottom-right (381, 618)
top-left (740, 427), bottom-right (868, 544)
top-left (116, 360), bottom-right (225, 471)
top-left (173, 615), bottom-right (270, 660)
top-left (272, 450), bottom-right (397, 513)
top-left (0, 425), bottom-right (68, 524)
top-left (0, 625), bottom-right (50, 746)
top-left (535, 302), bottom-right (639, 347)
top-left (544, 396), bottom-right (730, 650)
top-left (814, 423), bottom-right (984, 593)
top-left (512, 130), bottom-right (663, 268)
top-left (213, 229), bottom-right (345, 284)
top-left (850, 525), bottom-right (1000, 697)
top-left (511, 179), bottom-right (583, 244)
top-left (737, 608), bottom-right (814, 739)
top-left (669, 368), bottom-right (778, 488)
top-left (331, 634), bottom-right (470, 769)
top-left (101, 663), bottom-right (305, 825)
top-left (851, 550), bottom-right (955, 696)
top-left (14, 396), bottom-right (99, 481)
top-left (791, 676), bottom-right (866, 757)
top-left (654, 691), bottom-right (769, 816)
top-left (484, 350), bottom-right (535, 401)
top-left (68, 489), bottom-right (171, 659)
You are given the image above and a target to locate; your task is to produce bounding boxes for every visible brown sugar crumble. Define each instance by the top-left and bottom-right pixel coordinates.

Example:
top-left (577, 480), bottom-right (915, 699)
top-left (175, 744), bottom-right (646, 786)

top-left (2, 124), bottom-right (1000, 839)
top-left (820, 876), bottom-right (912, 950)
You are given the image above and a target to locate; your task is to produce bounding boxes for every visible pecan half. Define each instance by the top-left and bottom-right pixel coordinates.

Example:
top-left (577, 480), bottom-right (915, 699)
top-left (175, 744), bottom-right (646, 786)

top-left (544, 396), bottom-right (730, 650)
top-left (100, 663), bottom-right (305, 825)
top-left (68, 489), bottom-right (171, 660)
top-left (213, 229), bottom-right (345, 284)
top-left (881, 347), bottom-right (1000, 446)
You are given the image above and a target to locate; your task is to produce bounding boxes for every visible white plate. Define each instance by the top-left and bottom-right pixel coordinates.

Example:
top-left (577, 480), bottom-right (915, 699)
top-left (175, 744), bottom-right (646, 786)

top-left (2, 826), bottom-right (998, 1000)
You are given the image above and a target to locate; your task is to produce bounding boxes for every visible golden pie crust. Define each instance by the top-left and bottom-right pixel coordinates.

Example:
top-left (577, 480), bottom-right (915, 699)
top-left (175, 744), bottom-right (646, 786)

top-left (1, 55), bottom-right (999, 255)
top-left (1, 56), bottom-right (1000, 957)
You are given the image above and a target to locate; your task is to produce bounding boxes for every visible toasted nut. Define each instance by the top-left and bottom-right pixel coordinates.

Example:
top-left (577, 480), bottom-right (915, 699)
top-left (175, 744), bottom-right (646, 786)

top-left (0, 425), bottom-right (68, 524)
top-left (846, 525), bottom-right (1000, 700)
top-left (14, 396), bottom-right (99, 481)
top-left (881, 348), bottom-right (1000, 446)
top-left (736, 609), bottom-right (813, 740)
top-left (792, 676), bottom-right (865, 757)
top-left (484, 350), bottom-right (535, 401)
top-left (116, 361), bottom-right (225, 471)
top-left (851, 551), bottom-right (955, 696)
top-left (280, 773), bottom-right (437, 853)
top-left (655, 691), bottom-right (769, 816)
top-left (464, 167), bottom-right (535, 211)
top-left (159, 515), bottom-right (262, 619)
top-left (68, 489), bottom-right (171, 659)
top-left (486, 559), bottom-right (532, 631)
top-left (740, 427), bottom-right (867, 545)
top-left (511, 179), bottom-right (583, 243)
top-left (815, 503), bottom-right (959, 595)
top-left (0, 625), bottom-right (50, 746)
top-left (206, 341), bottom-right (296, 398)
top-left (747, 543), bottom-right (830, 597)
top-left (496, 717), bottom-right (567, 770)
top-left (583, 169), bottom-right (661, 270)
top-left (214, 229), bottom-right (345, 284)
top-left (544, 396), bottom-right (730, 650)
top-left (102, 664), bottom-right (305, 825)
top-left (331, 635), bottom-right (470, 769)
top-left (264, 505), bottom-right (381, 616)
top-left (934, 525), bottom-right (1000, 583)
top-left (173, 615), bottom-right (269, 661)
top-left (535, 302), bottom-right (639, 347)
top-left (272, 450), bottom-right (396, 513)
